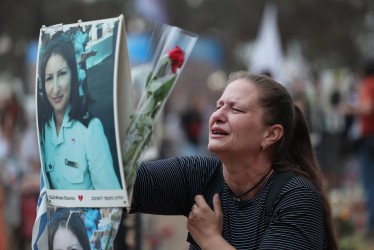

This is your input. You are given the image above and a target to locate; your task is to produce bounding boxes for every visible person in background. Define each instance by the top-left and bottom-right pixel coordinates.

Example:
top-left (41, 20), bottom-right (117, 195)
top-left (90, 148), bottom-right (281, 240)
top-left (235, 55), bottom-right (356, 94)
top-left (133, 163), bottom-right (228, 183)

top-left (0, 77), bottom-right (25, 250)
top-left (340, 58), bottom-right (374, 239)
top-left (130, 71), bottom-right (337, 249)
top-left (38, 33), bottom-right (120, 190)
top-left (0, 182), bottom-right (7, 250)
top-left (180, 96), bottom-right (205, 156)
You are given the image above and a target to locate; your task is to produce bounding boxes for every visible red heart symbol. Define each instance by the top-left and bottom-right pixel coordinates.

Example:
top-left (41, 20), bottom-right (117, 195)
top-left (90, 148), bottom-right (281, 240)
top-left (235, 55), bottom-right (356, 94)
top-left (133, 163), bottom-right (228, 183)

top-left (78, 195), bottom-right (83, 201)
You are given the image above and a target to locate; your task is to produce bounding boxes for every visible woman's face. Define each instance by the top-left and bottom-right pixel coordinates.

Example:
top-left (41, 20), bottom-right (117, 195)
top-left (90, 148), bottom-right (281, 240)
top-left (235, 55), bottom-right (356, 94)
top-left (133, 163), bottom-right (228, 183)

top-left (208, 79), bottom-right (268, 156)
top-left (53, 226), bottom-right (83, 250)
top-left (44, 53), bottom-right (72, 117)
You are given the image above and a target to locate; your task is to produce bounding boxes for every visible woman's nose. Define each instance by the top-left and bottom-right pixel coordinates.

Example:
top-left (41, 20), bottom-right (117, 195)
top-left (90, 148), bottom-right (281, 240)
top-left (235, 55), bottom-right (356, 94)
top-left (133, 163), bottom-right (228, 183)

top-left (53, 79), bottom-right (60, 94)
top-left (210, 107), bottom-right (226, 124)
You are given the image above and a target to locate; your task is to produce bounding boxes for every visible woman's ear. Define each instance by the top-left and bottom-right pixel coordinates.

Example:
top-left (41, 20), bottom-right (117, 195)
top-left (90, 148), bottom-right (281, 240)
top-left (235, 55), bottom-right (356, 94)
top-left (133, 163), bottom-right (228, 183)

top-left (264, 124), bottom-right (284, 146)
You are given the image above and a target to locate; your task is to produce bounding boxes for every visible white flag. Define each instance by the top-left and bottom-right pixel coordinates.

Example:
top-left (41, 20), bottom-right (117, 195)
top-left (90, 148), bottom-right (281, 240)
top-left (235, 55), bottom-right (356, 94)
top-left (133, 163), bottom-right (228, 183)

top-left (249, 3), bottom-right (285, 85)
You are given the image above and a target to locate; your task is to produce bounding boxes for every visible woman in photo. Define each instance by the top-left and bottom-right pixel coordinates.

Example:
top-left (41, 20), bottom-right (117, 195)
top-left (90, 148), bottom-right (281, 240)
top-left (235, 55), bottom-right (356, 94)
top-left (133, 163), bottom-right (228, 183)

top-left (38, 34), bottom-right (121, 190)
top-left (48, 208), bottom-right (90, 250)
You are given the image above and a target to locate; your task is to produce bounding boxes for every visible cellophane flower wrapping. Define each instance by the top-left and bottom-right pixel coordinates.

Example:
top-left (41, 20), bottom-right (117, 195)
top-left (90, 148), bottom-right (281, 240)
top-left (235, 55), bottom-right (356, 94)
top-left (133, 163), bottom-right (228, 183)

top-left (123, 23), bottom-right (198, 202)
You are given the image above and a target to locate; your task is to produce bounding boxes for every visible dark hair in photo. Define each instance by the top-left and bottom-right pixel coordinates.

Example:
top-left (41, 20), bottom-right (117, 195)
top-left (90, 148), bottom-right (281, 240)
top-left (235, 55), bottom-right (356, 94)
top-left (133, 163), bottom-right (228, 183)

top-left (48, 208), bottom-right (90, 250)
top-left (38, 33), bottom-right (85, 140)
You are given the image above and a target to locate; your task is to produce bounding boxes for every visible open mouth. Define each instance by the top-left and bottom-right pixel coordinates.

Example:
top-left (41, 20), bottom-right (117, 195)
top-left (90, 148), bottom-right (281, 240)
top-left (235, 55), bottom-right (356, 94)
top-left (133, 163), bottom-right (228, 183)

top-left (212, 129), bottom-right (229, 135)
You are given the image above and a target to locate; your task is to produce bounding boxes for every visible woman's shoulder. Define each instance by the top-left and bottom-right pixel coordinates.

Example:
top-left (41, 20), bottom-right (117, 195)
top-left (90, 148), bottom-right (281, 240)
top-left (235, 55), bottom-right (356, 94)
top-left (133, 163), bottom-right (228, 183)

top-left (70, 116), bottom-right (105, 138)
top-left (144, 155), bottom-right (220, 166)
top-left (87, 117), bottom-right (103, 128)
top-left (171, 155), bottom-right (221, 167)
top-left (140, 155), bottom-right (221, 174)
top-left (285, 175), bottom-right (318, 192)
top-left (74, 113), bottom-right (103, 130)
top-left (275, 173), bottom-right (322, 204)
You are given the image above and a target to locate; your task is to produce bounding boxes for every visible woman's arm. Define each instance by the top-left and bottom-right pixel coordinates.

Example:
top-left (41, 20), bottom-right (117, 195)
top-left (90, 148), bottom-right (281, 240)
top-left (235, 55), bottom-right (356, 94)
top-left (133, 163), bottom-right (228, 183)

top-left (131, 156), bottom-right (220, 216)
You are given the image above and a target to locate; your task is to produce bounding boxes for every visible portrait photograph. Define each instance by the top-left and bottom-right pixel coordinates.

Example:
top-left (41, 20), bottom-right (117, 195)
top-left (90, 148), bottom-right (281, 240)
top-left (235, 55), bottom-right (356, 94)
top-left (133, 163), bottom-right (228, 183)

top-left (35, 16), bottom-right (131, 207)
top-left (47, 207), bottom-right (122, 250)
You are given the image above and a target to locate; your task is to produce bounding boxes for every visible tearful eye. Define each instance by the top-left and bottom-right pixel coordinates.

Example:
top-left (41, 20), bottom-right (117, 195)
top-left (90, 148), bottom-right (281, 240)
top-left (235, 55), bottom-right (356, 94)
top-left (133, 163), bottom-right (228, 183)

top-left (231, 106), bottom-right (245, 112)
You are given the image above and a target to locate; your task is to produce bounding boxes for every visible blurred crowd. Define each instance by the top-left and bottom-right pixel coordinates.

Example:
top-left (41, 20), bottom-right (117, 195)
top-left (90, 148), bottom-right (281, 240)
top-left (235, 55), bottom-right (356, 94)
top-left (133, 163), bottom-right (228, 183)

top-left (0, 59), bottom-right (373, 249)
top-left (0, 72), bottom-right (40, 250)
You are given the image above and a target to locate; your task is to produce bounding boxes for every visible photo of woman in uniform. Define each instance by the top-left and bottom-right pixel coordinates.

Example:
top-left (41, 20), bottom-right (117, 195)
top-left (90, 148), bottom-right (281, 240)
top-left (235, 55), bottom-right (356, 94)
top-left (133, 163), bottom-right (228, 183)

top-left (37, 31), bottom-right (121, 190)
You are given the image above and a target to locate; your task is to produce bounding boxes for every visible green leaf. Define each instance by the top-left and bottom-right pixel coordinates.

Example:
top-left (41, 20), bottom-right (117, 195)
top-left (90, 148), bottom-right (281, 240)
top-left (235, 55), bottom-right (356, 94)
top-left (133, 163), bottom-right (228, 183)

top-left (145, 71), bottom-right (153, 89)
top-left (141, 96), bottom-right (156, 114)
top-left (154, 75), bottom-right (176, 102)
top-left (146, 80), bottom-right (163, 94)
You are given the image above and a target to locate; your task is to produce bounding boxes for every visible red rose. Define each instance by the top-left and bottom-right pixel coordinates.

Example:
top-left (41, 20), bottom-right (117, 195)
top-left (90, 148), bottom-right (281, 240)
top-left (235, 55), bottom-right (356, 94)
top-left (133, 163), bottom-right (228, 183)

top-left (168, 46), bottom-right (184, 74)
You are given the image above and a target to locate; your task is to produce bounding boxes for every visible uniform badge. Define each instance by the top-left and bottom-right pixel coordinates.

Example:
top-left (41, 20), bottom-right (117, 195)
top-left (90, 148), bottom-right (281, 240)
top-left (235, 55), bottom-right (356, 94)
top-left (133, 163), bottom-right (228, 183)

top-left (65, 159), bottom-right (79, 168)
top-left (47, 163), bottom-right (54, 172)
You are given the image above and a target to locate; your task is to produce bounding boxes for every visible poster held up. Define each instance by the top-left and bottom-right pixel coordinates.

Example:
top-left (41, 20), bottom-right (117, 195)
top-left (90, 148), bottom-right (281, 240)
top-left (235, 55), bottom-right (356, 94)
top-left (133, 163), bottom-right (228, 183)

top-left (35, 15), bottom-right (132, 208)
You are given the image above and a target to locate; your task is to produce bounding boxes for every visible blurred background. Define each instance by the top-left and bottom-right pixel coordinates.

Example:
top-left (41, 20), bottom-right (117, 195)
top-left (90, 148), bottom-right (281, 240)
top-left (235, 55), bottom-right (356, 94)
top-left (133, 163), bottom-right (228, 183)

top-left (1, 0), bottom-right (374, 249)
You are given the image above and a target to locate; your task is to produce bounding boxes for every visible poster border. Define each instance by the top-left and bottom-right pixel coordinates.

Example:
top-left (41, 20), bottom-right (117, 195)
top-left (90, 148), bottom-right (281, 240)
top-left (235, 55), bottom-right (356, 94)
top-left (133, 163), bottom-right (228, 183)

top-left (35, 15), bottom-right (131, 208)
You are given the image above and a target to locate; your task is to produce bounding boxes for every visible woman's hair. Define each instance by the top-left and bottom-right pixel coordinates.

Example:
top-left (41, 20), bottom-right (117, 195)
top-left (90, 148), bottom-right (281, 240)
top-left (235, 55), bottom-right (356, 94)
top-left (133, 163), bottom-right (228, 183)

top-left (228, 71), bottom-right (337, 250)
top-left (48, 208), bottom-right (90, 250)
top-left (38, 33), bottom-right (84, 139)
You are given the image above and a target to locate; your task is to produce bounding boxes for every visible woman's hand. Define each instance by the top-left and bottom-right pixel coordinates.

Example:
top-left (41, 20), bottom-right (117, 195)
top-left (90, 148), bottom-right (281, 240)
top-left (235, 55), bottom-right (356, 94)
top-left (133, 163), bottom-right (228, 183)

top-left (187, 194), bottom-right (232, 249)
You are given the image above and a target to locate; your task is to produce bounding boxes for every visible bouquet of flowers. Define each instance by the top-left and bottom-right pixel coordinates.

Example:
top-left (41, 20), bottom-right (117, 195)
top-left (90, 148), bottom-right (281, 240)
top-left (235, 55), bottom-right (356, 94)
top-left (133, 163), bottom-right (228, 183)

top-left (123, 23), bottom-right (198, 200)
